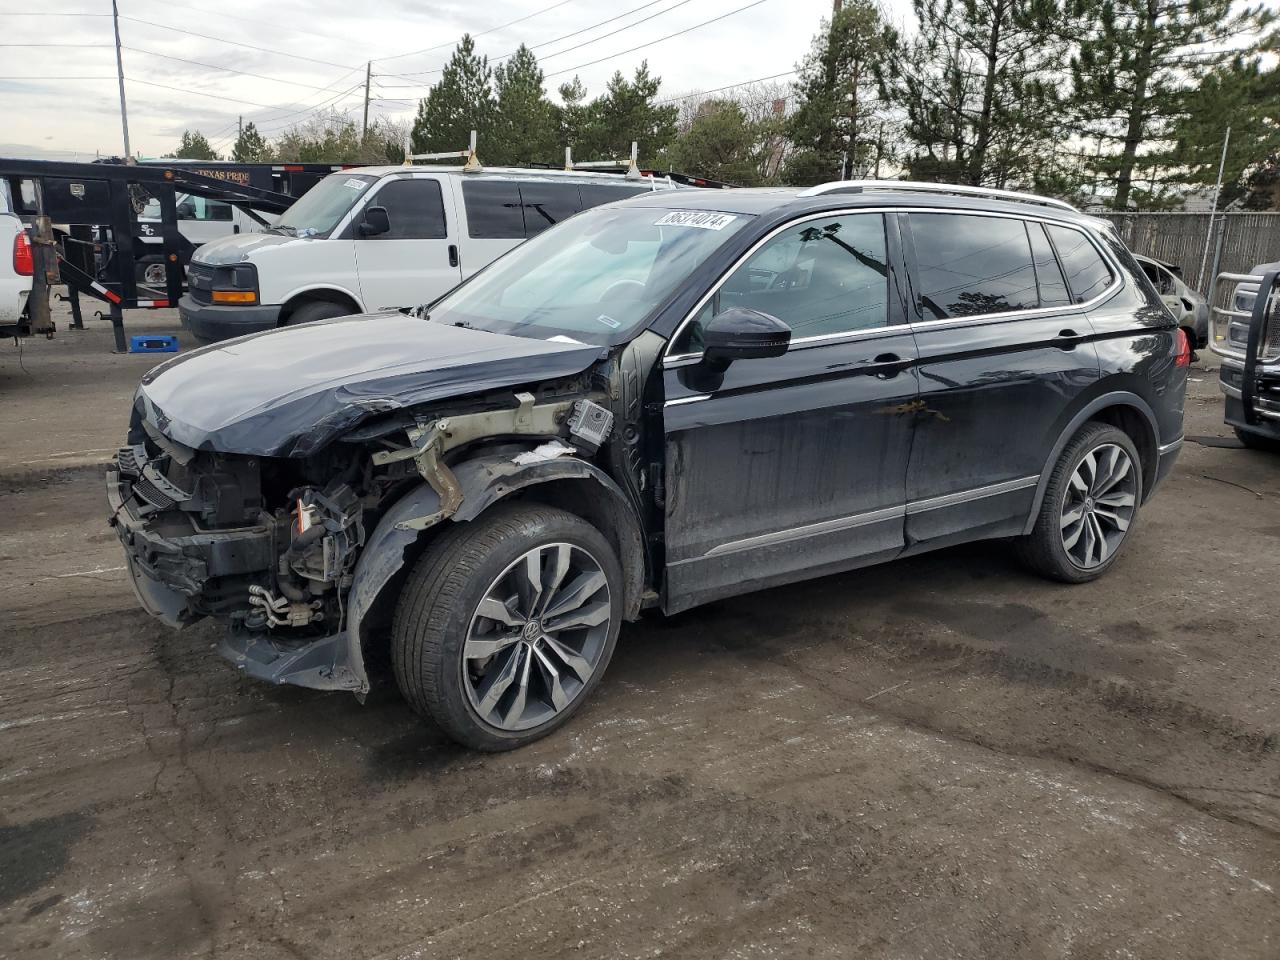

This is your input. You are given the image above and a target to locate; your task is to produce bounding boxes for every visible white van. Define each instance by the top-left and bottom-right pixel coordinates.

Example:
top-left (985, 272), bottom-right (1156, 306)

top-left (178, 166), bottom-right (677, 342)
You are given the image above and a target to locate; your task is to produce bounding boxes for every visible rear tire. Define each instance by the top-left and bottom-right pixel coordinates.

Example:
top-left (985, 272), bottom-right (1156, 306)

top-left (1015, 423), bottom-right (1143, 583)
top-left (283, 300), bottom-right (351, 327)
top-left (1235, 426), bottom-right (1280, 453)
top-left (391, 504), bottom-right (622, 751)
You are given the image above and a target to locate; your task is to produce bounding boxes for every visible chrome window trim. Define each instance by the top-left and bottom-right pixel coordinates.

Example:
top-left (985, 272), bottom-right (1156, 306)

top-left (662, 206), bottom-right (1124, 367)
top-left (674, 476), bottom-right (1040, 563)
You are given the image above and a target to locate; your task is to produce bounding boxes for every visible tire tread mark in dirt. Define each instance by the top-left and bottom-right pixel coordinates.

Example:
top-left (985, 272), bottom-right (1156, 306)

top-left (697, 618), bottom-right (1280, 842)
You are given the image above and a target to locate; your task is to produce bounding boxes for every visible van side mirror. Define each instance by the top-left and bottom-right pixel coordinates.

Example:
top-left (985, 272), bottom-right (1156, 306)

top-left (702, 307), bottom-right (791, 369)
top-left (359, 206), bottom-right (390, 237)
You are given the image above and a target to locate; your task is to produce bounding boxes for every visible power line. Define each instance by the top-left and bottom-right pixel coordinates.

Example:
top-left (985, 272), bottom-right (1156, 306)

top-left (130, 0), bottom-right (357, 47)
top-left (656, 70), bottom-right (797, 104)
top-left (379, 0), bottom-right (691, 84)
top-left (545, 0), bottom-right (778, 79)
top-left (377, 0), bottom-right (579, 64)
top-left (126, 76), bottom-right (280, 109)
top-left (122, 46), bottom-right (348, 92)
top-left (119, 15), bottom-right (356, 69)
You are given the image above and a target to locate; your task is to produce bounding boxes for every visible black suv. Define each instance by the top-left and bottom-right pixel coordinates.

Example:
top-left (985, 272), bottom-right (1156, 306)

top-left (109, 182), bottom-right (1189, 749)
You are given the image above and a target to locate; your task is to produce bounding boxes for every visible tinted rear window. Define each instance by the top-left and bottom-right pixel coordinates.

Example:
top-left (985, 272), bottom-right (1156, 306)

top-left (580, 183), bottom-right (651, 208)
top-left (1046, 224), bottom-right (1114, 303)
top-left (463, 180), bottom-right (525, 239)
top-left (519, 182), bottom-right (582, 236)
top-left (910, 213), bottom-right (1039, 320)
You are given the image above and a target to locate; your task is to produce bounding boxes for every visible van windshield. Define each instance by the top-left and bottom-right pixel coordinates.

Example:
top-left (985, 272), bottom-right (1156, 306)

top-left (273, 173), bottom-right (374, 237)
top-left (428, 205), bottom-right (750, 346)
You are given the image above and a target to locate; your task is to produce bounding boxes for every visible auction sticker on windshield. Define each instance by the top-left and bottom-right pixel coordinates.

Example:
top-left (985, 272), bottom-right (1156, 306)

top-left (654, 211), bottom-right (738, 230)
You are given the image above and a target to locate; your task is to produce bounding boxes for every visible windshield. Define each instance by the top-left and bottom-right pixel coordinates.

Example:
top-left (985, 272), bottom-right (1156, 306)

top-left (428, 205), bottom-right (751, 345)
top-left (273, 173), bottom-right (374, 237)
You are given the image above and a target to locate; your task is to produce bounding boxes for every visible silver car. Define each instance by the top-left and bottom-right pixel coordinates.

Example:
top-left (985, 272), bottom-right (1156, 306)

top-left (1134, 253), bottom-right (1209, 347)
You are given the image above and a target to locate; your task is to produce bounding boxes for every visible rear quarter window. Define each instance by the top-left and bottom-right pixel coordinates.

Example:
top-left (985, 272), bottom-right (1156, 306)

top-left (1045, 224), bottom-right (1114, 304)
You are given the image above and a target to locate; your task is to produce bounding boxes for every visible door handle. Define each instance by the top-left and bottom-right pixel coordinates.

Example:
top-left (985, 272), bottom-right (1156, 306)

top-left (863, 353), bottom-right (907, 378)
top-left (448, 244), bottom-right (459, 268)
top-left (1054, 328), bottom-right (1082, 349)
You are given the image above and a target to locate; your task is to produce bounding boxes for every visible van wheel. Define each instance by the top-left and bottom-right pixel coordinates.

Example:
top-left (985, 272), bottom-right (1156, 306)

top-left (1235, 427), bottom-right (1280, 453)
top-left (283, 300), bottom-right (351, 327)
top-left (1016, 423), bottom-right (1143, 583)
top-left (391, 504), bottom-right (622, 751)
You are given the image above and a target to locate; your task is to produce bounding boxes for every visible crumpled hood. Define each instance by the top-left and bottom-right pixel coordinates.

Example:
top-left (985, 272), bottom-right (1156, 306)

top-left (137, 312), bottom-right (604, 457)
top-left (192, 231), bottom-right (302, 265)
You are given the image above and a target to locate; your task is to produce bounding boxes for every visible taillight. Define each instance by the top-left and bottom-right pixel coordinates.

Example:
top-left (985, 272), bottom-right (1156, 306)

top-left (1174, 327), bottom-right (1191, 367)
top-left (12, 230), bottom-right (33, 276)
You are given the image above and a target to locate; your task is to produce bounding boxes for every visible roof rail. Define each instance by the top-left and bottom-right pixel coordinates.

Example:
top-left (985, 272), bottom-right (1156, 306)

top-left (797, 179), bottom-right (1078, 212)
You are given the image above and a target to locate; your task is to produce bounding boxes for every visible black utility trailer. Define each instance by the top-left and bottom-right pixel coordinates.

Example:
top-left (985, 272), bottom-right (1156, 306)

top-left (0, 159), bottom-right (295, 351)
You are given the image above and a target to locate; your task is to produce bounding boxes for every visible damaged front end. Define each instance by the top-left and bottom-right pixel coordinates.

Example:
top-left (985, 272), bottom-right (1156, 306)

top-left (108, 378), bottom-right (630, 695)
top-left (108, 411), bottom-right (370, 689)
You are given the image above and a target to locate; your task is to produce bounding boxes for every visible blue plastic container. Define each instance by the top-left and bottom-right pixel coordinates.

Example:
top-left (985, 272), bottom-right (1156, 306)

top-left (129, 335), bottom-right (179, 353)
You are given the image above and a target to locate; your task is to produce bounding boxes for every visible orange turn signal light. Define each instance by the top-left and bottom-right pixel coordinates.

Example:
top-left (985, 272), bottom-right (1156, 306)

top-left (211, 289), bottom-right (257, 304)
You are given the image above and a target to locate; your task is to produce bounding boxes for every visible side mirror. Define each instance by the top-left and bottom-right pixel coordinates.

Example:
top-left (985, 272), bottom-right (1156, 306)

top-left (359, 206), bottom-right (390, 237)
top-left (702, 307), bottom-right (791, 369)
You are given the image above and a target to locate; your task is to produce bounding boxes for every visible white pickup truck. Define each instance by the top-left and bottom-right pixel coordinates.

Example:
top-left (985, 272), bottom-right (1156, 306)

top-left (0, 180), bottom-right (33, 337)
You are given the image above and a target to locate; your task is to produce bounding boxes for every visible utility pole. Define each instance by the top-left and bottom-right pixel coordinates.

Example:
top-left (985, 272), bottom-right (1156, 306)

top-left (111, 0), bottom-right (132, 161)
top-left (362, 61), bottom-right (372, 139)
top-left (1197, 125), bottom-right (1231, 294)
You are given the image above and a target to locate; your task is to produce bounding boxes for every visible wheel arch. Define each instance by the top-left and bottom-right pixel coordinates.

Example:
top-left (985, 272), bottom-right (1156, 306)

top-left (279, 286), bottom-right (362, 324)
top-left (1021, 390), bottom-right (1161, 536)
top-left (343, 451), bottom-right (648, 694)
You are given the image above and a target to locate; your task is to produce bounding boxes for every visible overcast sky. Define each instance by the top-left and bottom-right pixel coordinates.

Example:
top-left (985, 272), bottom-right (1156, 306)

top-left (0, 0), bottom-right (916, 160)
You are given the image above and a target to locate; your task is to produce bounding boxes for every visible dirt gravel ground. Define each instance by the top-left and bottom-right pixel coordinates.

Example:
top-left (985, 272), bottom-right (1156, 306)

top-left (1, 309), bottom-right (1278, 960)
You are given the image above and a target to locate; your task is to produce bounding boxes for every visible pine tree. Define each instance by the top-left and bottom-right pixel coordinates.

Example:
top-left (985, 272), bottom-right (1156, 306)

top-left (410, 35), bottom-right (495, 156)
top-left (1070, 0), bottom-right (1274, 210)
top-left (787, 0), bottom-right (897, 185)
top-left (668, 100), bottom-right (765, 185)
top-left (1168, 53), bottom-right (1280, 207)
top-left (891, 0), bottom-right (1066, 187)
top-left (231, 122), bottom-right (272, 162)
top-left (491, 45), bottom-right (556, 165)
top-left (586, 63), bottom-right (678, 166)
top-left (166, 130), bottom-right (218, 160)
top-left (555, 77), bottom-right (595, 158)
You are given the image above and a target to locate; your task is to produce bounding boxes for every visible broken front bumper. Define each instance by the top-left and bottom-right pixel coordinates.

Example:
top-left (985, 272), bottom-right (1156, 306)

top-left (107, 469), bottom-right (364, 691)
top-left (106, 468), bottom-right (275, 625)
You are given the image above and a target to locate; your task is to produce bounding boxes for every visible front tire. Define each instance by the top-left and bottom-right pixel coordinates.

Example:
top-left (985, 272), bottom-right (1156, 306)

top-left (391, 504), bottom-right (623, 751)
top-left (1235, 426), bottom-right (1280, 453)
top-left (283, 300), bottom-right (351, 327)
top-left (1016, 423), bottom-right (1143, 583)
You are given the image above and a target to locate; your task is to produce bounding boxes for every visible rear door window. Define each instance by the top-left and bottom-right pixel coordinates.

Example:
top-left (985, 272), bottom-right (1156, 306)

top-left (518, 182), bottom-right (582, 236)
top-left (366, 178), bottom-right (447, 240)
top-left (1045, 224), bottom-right (1114, 303)
top-left (462, 181), bottom-right (525, 239)
top-left (909, 213), bottom-right (1039, 320)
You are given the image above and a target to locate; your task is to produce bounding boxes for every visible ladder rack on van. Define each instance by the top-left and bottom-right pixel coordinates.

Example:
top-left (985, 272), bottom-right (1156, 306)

top-left (0, 157), bottom-right (295, 350)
